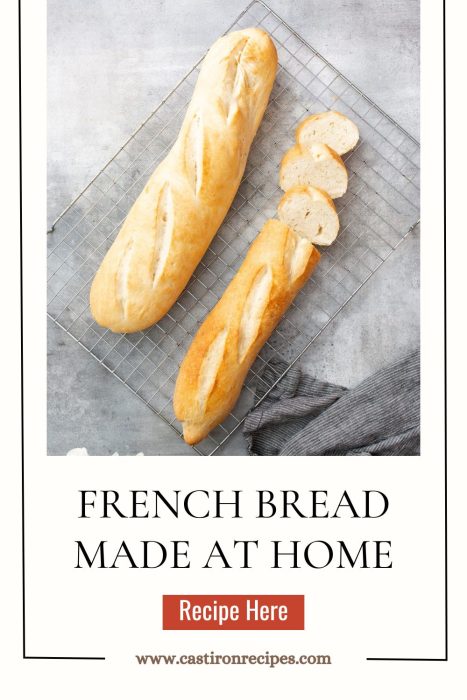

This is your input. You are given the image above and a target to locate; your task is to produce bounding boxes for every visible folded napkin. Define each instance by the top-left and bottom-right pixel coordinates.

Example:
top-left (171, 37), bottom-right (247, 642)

top-left (243, 349), bottom-right (420, 456)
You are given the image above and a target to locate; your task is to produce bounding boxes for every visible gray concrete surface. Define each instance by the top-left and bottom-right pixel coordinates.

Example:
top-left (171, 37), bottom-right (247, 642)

top-left (47, 0), bottom-right (420, 456)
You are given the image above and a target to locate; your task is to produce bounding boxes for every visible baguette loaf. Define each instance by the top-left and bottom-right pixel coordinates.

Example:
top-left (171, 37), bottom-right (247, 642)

top-left (278, 185), bottom-right (339, 246)
top-left (296, 111), bottom-right (359, 155)
top-left (90, 28), bottom-right (277, 333)
top-left (173, 219), bottom-right (320, 444)
top-left (279, 142), bottom-right (348, 198)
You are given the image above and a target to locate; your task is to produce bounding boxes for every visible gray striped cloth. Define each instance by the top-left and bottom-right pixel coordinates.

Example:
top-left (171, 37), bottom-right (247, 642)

top-left (243, 349), bottom-right (420, 456)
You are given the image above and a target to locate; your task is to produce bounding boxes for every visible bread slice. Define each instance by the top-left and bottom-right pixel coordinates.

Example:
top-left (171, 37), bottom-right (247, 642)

top-left (279, 143), bottom-right (348, 198)
top-left (296, 111), bottom-right (359, 155)
top-left (278, 185), bottom-right (339, 246)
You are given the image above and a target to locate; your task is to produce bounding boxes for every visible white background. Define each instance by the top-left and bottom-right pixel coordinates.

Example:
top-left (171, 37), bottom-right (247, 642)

top-left (1, 0), bottom-right (466, 696)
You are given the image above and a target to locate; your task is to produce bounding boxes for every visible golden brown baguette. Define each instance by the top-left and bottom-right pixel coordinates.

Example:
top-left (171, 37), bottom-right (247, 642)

top-left (173, 219), bottom-right (320, 444)
top-left (90, 28), bottom-right (277, 333)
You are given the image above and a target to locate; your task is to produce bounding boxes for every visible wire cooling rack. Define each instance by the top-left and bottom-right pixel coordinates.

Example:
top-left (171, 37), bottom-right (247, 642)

top-left (47, 0), bottom-right (420, 456)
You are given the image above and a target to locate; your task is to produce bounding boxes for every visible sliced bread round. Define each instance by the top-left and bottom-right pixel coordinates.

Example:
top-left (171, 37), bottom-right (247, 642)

top-left (279, 143), bottom-right (348, 198)
top-left (278, 185), bottom-right (339, 246)
top-left (296, 111), bottom-right (359, 155)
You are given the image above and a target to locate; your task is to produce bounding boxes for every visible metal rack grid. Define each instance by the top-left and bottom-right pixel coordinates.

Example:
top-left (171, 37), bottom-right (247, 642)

top-left (47, 0), bottom-right (420, 456)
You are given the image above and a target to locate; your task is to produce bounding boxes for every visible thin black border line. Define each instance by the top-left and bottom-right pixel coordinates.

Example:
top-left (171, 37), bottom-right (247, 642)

top-left (19, 0), bottom-right (24, 662)
top-left (18, 0), bottom-right (104, 661)
top-left (444, 0), bottom-right (448, 660)
top-left (20, 0), bottom-right (446, 663)
top-left (366, 0), bottom-right (447, 663)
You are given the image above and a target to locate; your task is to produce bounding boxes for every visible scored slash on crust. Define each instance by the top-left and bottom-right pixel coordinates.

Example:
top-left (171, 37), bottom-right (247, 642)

top-left (116, 239), bottom-right (134, 321)
top-left (222, 37), bottom-right (250, 124)
top-left (184, 114), bottom-right (204, 197)
top-left (238, 265), bottom-right (273, 363)
top-left (152, 183), bottom-right (174, 287)
top-left (197, 327), bottom-right (229, 415)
